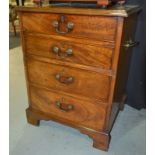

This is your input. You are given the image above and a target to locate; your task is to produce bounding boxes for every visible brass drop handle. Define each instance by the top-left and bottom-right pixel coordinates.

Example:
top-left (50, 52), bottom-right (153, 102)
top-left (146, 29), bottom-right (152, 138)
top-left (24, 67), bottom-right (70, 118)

top-left (56, 101), bottom-right (74, 112)
top-left (52, 15), bottom-right (74, 34)
top-left (55, 73), bottom-right (74, 84)
top-left (52, 46), bottom-right (73, 59)
top-left (123, 39), bottom-right (139, 49)
top-left (52, 20), bottom-right (59, 28)
top-left (65, 48), bottom-right (73, 55)
top-left (66, 22), bottom-right (74, 30)
top-left (52, 46), bottom-right (59, 54)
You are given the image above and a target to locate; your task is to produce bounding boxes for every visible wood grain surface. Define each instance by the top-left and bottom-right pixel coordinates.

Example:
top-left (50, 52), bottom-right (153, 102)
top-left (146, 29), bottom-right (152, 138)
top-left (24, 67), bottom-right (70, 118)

top-left (22, 13), bottom-right (117, 41)
top-left (29, 86), bottom-right (107, 131)
top-left (26, 57), bottom-right (111, 101)
top-left (25, 33), bottom-right (114, 69)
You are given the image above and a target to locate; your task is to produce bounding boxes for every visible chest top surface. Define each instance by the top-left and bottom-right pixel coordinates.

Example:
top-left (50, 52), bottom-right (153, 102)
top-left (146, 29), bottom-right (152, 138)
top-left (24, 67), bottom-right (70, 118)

top-left (16, 5), bottom-right (141, 17)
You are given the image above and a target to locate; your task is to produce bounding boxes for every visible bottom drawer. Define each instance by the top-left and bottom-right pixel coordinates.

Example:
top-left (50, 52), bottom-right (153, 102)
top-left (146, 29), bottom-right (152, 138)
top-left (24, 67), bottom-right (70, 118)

top-left (29, 86), bottom-right (106, 131)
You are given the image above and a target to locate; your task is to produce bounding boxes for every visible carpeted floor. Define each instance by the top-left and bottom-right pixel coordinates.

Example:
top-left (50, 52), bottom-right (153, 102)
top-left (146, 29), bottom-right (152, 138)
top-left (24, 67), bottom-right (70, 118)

top-left (9, 18), bottom-right (21, 49)
top-left (9, 46), bottom-right (146, 155)
top-left (9, 32), bottom-right (21, 49)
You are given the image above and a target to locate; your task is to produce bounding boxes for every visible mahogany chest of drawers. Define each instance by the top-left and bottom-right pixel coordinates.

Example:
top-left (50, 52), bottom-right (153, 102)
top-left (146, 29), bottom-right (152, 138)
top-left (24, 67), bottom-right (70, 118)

top-left (16, 5), bottom-right (140, 151)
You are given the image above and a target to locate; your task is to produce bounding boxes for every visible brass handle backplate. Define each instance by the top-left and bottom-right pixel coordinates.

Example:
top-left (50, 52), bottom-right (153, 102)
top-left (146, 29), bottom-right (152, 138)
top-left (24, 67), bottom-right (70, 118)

top-left (56, 100), bottom-right (74, 112)
top-left (123, 39), bottom-right (139, 49)
top-left (52, 46), bottom-right (73, 59)
top-left (55, 73), bottom-right (74, 84)
top-left (52, 15), bottom-right (74, 34)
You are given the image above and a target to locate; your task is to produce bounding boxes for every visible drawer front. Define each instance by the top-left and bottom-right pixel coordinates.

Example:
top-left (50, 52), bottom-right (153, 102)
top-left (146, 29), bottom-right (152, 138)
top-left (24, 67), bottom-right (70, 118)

top-left (26, 58), bottom-right (111, 101)
top-left (30, 86), bottom-right (106, 131)
top-left (22, 13), bottom-right (117, 41)
top-left (25, 34), bottom-right (113, 69)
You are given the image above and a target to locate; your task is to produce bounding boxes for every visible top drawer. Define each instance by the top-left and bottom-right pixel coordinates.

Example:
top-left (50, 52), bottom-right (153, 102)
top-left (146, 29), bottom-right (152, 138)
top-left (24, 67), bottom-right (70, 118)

top-left (21, 13), bottom-right (117, 41)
